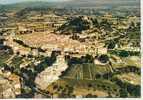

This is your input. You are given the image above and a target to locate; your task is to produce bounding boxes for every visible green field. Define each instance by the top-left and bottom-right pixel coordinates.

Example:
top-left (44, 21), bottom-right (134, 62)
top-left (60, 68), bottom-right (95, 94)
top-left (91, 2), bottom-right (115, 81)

top-left (0, 51), bottom-right (12, 67)
top-left (61, 63), bottom-right (111, 80)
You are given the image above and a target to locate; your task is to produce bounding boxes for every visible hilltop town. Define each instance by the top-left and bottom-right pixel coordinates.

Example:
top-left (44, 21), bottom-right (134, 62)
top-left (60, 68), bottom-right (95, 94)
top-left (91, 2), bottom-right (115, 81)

top-left (0, 3), bottom-right (141, 98)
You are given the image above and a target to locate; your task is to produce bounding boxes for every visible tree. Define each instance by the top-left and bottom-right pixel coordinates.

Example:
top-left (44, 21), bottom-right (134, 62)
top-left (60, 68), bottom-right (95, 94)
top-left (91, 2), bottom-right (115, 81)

top-left (98, 54), bottom-right (109, 63)
top-left (127, 85), bottom-right (140, 97)
top-left (107, 40), bottom-right (116, 49)
top-left (88, 84), bottom-right (92, 88)
top-left (85, 54), bottom-right (94, 63)
top-left (119, 50), bottom-right (129, 57)
top-left (119, 88), bottom-right (128, 97)
top-left (53, 85), bottom-right (58, 90)
top-left (91, 18), bottom-right (99, 27)
top-left (95, 74), bottom-right (102, 79)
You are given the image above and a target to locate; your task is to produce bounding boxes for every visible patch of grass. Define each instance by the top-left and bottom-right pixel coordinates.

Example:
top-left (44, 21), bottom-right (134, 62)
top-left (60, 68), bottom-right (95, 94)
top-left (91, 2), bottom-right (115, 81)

top-left (11, 56), bottom-right (24, 68)
top-left (0, 52), bottom-right (12, 66)
top-left (50, 78), bottom-right (120, 96)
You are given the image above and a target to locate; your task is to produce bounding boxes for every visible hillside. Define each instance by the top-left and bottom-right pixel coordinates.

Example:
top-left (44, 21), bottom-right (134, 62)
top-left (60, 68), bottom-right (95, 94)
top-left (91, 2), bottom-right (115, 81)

top-left (57, 16), bottom-right (94, 33)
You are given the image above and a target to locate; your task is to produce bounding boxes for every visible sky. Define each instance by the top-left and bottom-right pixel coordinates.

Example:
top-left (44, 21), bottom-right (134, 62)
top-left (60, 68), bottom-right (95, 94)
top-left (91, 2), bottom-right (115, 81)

top-left (0, 0), bottom-right (72, 4)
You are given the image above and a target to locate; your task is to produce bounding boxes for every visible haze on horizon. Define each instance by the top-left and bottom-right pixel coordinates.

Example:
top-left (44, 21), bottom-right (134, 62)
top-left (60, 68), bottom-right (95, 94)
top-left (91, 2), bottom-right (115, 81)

top-left (0, 0), bottom-right (140, 4)
top-left (0, 0), bottom-right (72, 4)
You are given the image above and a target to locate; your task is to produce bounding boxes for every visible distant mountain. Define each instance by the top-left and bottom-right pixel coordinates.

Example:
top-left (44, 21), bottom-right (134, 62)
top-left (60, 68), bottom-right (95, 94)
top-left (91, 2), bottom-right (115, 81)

top-left (0, 0), bottom-right (140, 12)
top-left (0, 1), bottom-right (64, 12)
top-left (66, 0), bottom-right (140, 8)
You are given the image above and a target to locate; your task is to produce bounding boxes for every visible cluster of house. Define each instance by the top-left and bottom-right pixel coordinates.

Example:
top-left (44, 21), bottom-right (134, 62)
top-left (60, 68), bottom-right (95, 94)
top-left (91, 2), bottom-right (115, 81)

top-left (0, 13), bottom-right (68, 36)
top-left (0, 70), bottom-right (21, 98)
top-left (14, 14), bottom-right (67, 35)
